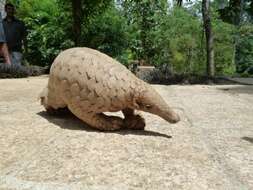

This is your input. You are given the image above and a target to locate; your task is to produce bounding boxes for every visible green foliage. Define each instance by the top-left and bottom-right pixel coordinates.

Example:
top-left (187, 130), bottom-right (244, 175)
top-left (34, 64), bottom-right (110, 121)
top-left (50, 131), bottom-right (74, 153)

top-left (120, 0), bottom-right (168, 63)
top-left (12, 0), bottom-right (73, 66)
top-left (215, 0), bottom-right (253, 76)
top-left (218, 0), bottom-right (253, 25)
top-left (58, 0), bottom-right (112, 20)
top-left (58, 0), bottom-right (112, 45)
top-left (236, 24), bottom-right (253, 75)
top-left (25, 17), bottom-right (74, 66)
top-left (149, 8), bottom-right (204, 74)
top-left (213, 12), bottom-right (236, 75)
top-left (121, 1), bottom-right (236, 76)
top-left (6, 0), bottom-right (251, 77)
top-left (12, 0), bottom-right (128, 67)
top-left (83, 5), bottom-right (129, 63)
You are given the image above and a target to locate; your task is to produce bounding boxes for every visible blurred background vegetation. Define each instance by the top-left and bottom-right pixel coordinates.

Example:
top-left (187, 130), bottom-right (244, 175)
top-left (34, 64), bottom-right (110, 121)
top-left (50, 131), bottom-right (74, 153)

top-left (6, 0), bottom-right (253, 77)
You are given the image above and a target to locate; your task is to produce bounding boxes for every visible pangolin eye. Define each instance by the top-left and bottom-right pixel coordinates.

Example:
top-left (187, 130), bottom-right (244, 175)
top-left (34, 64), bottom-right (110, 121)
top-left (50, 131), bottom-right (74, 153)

top-left (145, 105), bottom-right (152, 108)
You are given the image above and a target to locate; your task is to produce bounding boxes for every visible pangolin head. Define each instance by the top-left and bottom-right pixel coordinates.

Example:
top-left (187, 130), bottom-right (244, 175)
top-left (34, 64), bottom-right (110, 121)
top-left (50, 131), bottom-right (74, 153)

top-left (136, 86), bottom-right (180, 124)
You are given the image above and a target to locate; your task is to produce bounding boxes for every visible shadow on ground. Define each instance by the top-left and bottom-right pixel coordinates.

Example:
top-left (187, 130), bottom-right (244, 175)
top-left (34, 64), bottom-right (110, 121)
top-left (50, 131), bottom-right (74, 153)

top-left (37, 111), bottom-right (172, 139)
top-left (218, 85), bottom-right (253, 95)
top-left (242, 137), bottom-right (253, 144)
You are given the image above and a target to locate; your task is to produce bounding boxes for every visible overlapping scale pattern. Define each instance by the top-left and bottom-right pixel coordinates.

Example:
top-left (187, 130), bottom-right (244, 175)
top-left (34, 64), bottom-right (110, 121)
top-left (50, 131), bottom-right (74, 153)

top-left (42, 47), bottom-right (148, 130)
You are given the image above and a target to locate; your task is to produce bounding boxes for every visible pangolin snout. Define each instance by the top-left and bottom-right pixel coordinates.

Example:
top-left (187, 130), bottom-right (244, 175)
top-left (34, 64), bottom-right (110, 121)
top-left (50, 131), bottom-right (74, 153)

top-left (152, 105), bottom-right (180, 124)
top-left (168, 112), bottom-right (180, 124)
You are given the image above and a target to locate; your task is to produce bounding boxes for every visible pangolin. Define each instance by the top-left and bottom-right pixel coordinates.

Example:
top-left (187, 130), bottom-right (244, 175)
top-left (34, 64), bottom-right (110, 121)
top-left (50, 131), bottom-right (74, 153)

top-left (40, 47), bottom-right (180, 131)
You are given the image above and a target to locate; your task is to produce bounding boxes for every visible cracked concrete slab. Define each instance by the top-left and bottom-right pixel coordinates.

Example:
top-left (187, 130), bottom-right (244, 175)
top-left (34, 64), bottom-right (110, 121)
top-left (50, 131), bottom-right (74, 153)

top-left (0, 76), bottom-right (252, 190)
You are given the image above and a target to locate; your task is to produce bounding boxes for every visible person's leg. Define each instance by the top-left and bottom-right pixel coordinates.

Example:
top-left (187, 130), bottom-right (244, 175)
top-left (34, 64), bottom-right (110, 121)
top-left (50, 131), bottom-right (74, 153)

top-left (0, 18), bottom-right (11, 65)
top-left (11, 51), bottom-right (23, 66)
top-left (0, 43), bottom-right (11, 65)
top-left (2, 44), bottom-right (11, 64)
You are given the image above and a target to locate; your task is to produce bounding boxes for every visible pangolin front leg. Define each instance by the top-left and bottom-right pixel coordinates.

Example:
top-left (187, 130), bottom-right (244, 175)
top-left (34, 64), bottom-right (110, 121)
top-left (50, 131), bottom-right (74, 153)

top-left (122, 108), bottom-right (145, 130)
top-left (68, 104), bottom-right (124, 131)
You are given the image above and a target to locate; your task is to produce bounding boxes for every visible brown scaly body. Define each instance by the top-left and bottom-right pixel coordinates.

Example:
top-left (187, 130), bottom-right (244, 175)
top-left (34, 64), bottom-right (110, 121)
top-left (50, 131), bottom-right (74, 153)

top-left (40, 47), bottom-right (180, 131)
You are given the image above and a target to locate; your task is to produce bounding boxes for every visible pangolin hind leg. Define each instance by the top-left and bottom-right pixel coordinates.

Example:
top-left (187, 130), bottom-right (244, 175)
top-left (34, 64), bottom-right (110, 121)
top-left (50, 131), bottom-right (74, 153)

top-left (122, 108), bottom-right (145, 130)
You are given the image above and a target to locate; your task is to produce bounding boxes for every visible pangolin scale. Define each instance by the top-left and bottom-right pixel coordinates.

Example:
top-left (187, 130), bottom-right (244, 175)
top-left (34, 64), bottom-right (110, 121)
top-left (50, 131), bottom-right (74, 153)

top-left (40, 47), bottom-right (180, 131)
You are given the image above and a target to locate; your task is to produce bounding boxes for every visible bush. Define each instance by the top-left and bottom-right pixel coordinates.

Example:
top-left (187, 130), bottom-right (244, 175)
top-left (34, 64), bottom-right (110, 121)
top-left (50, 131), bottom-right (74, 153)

top-left (83, 5), bottom-right (129, 63)
top-left (149, 8), bottom-right (204, 75)
top-left (12, 0), bottom-right (74, 67)
top-left (138, 66), bottom-right (212, 84)
top-left (236, 25), bottom-right (253, 76)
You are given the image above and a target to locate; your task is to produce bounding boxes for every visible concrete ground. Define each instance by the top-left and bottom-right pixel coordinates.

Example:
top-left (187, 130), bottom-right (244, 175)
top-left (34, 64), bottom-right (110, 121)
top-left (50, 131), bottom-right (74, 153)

top-left (225, 77), bottom-right (253, 85)
top-left (0, 76), bottom-right (252, 190)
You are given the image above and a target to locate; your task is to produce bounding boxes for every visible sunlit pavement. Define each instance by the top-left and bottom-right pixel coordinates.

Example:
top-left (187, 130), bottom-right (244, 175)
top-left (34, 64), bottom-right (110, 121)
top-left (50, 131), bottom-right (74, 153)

top-left (0, 76), bottom-right (252, 190)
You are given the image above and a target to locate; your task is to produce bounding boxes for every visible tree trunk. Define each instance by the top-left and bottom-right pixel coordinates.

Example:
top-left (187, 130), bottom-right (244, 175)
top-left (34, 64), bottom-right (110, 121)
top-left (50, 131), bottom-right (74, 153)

top-left (233, 0), bottom-right (244, 72)
top-left (71, 0), bottom-right (82, 46)
top-left (202, 0), bottom-right (215, 78)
